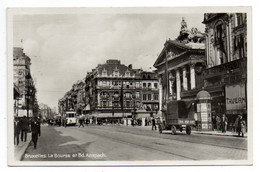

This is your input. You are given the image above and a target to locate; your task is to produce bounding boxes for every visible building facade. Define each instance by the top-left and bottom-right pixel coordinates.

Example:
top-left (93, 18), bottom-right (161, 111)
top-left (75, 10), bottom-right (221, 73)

top-left (154, 19), bottom-right (206, 111)
top-left (58, 59), bottom-right (159, 122)
top-left (202, 13), bottom-right (247, 128)
top-left (13, 47), bottom-right (37, 117)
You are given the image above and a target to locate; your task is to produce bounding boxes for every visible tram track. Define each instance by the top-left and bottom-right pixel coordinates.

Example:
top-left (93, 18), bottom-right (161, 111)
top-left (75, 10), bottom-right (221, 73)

top-left (84, 125), bottom-right (248, 151)
top-left (70, 127), bottom-right (198, 160)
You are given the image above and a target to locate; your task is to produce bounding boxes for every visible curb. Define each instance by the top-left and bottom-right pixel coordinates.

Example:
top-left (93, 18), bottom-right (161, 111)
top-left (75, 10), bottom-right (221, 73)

top-left (15, 133), bottom-right (32, 161)
top-left (192, 132), bottom-right (247, 138)
top-left (19, 139), bottom-right (32, 161)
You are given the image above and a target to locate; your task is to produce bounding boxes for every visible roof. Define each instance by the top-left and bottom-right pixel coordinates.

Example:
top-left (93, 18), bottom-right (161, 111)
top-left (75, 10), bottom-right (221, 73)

top-left (95, 59), bottom-right (136, 76)
top-left (196, 90), bottom-right (211, 100)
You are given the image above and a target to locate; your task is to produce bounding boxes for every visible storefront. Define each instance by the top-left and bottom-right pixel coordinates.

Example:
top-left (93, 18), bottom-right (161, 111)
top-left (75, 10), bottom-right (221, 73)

top-left (225, 83), bottom-right (247, 130)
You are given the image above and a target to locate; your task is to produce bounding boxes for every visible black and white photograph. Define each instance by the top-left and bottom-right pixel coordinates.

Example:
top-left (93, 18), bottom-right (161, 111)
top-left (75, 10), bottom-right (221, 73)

top-left (6, 7), bottom-right (252, 166)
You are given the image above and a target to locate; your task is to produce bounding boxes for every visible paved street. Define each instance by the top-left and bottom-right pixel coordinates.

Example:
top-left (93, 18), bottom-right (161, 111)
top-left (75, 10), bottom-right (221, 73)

top-left (22, 124), bottom-right (247, 161)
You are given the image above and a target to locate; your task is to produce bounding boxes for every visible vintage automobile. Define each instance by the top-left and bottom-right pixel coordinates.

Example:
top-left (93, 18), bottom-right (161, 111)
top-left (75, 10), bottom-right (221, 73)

top-left (158, 100), bottom-right (195, 135)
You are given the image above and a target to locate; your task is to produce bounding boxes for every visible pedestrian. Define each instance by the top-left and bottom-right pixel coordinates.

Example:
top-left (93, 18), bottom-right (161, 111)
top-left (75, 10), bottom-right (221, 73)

top-left (237, 114), bottom-right (246, 137)
top-left (14, 117), bottom-right (21, 145)
top-left (194, 112), bottom-right (198, 130)
top-left (221, 114), bottom-right (228, 133)
top-left (20, 116), bottom-right (29, 142)
top-left (212, 116), bottom-right (217, 131)
top-left (152, 117), bottom-right (157, 130)
top-left (216, 115), bottom-right (221, 131)
top-left (64, 118), bottom-right (67, 128)
top-left (31, 116), bottom-right (41, 149)
top-left (79, 118), bottom-right (84, 128)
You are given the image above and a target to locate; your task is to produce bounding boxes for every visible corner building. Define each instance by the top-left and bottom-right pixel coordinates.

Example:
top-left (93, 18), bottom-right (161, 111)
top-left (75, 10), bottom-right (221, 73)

top-left (89, 59), bottom-right (159, 121)
top-left (202, 13), bottom-right (247, 129)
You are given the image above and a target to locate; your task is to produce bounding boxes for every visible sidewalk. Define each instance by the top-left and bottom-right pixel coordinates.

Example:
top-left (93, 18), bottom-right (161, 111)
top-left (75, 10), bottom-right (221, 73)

top-left (192, 130), bottom-right (248, 138)
top-left (122, 124), bottom-right (247, 138)
top-left (14, 132), bottom-right (32, 161)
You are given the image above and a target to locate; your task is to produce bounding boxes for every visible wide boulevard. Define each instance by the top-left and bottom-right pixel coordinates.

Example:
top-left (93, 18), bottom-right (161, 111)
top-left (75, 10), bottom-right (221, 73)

top-left (22, 124), bottom-right (247, 161)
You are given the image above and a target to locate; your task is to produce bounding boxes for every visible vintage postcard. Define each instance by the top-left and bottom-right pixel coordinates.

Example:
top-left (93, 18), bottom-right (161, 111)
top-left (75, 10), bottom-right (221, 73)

top-left (7, 7), bottom-right (252, 166)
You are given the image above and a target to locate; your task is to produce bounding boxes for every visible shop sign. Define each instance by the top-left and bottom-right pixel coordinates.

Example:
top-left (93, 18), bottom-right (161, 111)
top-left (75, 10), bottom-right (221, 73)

top-left (225, 83), bottom-right (246, 111)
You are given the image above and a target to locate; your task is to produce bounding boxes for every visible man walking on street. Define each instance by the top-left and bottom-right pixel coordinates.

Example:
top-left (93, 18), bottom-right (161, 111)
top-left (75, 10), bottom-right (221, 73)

top-left (152, 117), bottom-right (157, 130)
top-left (79, 118), bottom-right (84, 128)
top-left (20, 116), bottom-right (29, 142)
top-left (31, 116), bottom-right (41, 149)
top-left (14, 117), bottom-right (21, 145)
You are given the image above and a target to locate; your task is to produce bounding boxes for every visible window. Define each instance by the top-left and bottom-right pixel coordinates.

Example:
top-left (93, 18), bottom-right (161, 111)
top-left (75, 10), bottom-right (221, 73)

top-left (18, 70), bottom-right (23, 75)
top-left (126, 101), bottom-right (131, 108)
top-left (125, 70), bottom-right (130, 77)
top-left (136, 91), bottom-right (140, 98)
top-left (148, 94), bottom-right (151, 100)
top-left (154, 94), bottom-right (159, 100)
top-left (148, 83), bottom-right (151, 88)
top-left (124, 92), bottom-right (132, 98)
top-left (102, 69), bottom-right (107, 77)
top-left (143, 94), bottom-right (147, 101)
top-left (136, 82), bottom-right (140, 88)
top-left (100, 92), bottom-right (109, 98)
top-left (102, 101), bottom-right (108, 107)
top-left (102, 81), bottom-right (107, 87)
top-left (143, 83), bottom-right (146, 88)
top-left (237, 13), bottom-right (244, 26)
top-left (154, 83), bottom-right (158, 89)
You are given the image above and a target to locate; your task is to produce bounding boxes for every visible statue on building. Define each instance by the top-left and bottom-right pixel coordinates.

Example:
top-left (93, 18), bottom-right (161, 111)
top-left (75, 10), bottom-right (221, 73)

top-left (181, 17), bottom-right (188, 31)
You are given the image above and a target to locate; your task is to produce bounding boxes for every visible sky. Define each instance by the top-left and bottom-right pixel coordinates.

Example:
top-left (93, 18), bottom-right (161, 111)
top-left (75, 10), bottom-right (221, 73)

top-left (13, 12), bottom-right (205, 110)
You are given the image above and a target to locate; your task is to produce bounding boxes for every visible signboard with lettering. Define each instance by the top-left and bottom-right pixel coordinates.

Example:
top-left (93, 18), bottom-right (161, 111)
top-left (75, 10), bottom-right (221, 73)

top-left (201, 112), bottom-right (208, 122)
top-left (200, 103), bottom-right (207, 112)
top-left (225, 83), bottom-right (246, 111)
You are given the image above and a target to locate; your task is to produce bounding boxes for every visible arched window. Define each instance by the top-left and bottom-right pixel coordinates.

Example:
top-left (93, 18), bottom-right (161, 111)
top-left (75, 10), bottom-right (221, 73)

top-left (124, 92), bottom-right (132, 98)
top-left (214, 20), bottom-right (228, 64)
top-left (100, 92), bottom-right (109, 98)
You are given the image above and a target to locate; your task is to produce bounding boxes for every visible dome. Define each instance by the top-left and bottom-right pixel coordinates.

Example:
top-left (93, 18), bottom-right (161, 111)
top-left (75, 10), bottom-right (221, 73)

top-left (196, 90), bottom-right (211, 100)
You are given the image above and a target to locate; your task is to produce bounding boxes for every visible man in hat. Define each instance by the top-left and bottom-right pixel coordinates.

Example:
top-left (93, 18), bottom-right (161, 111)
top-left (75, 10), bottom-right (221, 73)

top-left (31, 116), bottom-right (41, 149)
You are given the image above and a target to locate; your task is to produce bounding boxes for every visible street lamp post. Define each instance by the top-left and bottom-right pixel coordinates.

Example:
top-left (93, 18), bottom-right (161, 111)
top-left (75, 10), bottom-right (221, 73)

top-left (25, 74), bottom-right (31, 117)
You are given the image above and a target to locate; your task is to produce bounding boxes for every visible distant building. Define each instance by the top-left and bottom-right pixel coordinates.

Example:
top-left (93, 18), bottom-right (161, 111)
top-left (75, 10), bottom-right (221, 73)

top-left (58, 59), bottom-right (159, 122)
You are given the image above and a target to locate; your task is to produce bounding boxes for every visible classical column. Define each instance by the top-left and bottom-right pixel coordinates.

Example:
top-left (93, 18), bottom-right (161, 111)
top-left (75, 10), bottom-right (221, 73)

top-left (158, 77), bottom-right (163, 111)
top-left (182, 66), bottom-right (188, 91)
top-left (190, 64), bottom-right (196, 90)
top-left (176, 69), bottom-right (181, 100)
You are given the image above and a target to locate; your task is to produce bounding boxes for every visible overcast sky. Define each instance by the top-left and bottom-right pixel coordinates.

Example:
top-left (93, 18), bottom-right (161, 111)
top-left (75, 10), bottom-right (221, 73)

top-left (13, 13), bottom-right (205, 110)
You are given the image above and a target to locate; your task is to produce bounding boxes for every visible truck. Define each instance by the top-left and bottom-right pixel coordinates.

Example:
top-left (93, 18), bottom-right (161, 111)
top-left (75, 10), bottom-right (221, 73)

top-left (158, 100), bottom-right (195, 135)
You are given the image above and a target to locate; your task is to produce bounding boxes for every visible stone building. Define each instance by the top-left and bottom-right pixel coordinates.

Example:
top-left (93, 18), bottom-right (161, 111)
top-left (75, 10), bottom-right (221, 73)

top-left (87, 59), bottom-right (159, 120)
top-left (153, 18), bottom-right (206, 111)
top-left (13, 47), bottom-right (37, 117)
top-left (58, 59), bottom-right (159, 123)
top-left (202, 13), bottom-right (247, 128)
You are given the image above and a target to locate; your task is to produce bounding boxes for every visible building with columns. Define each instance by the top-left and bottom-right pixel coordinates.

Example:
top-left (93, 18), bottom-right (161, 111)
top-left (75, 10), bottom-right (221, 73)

top-left (154, 19), bottom-right (206, 111)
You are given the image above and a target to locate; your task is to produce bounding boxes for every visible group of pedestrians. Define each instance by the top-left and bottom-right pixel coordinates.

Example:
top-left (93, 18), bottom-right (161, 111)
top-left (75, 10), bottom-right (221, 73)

top-left (14, 116), bottom-right (41, 149)
top-left (211, 113), bottom-right (246, 137)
